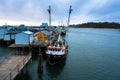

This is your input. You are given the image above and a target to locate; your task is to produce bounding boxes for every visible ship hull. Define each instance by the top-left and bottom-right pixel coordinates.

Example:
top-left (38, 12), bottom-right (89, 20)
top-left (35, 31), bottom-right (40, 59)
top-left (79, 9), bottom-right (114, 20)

top-left (46, 53), bottom-right (67, 65)
top-left (61, 32), bottom-right (66, 35)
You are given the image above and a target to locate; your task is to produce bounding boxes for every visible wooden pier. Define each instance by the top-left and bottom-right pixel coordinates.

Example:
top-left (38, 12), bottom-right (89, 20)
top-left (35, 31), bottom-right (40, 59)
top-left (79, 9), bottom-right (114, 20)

top-left (0, 52), bottom-right (31, 80)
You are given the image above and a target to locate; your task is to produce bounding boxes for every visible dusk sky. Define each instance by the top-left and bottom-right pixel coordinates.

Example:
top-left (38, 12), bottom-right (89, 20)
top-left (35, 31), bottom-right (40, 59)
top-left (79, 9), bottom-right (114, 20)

top-left (0, 0), bottom-right (120, 26)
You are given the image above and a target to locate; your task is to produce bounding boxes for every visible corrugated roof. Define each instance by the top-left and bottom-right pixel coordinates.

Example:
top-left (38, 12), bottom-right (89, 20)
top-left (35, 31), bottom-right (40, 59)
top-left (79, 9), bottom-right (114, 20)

top-left (0, 28), bottom-right (6, 34)
top-left (23, 31), bottom-right (33, 35)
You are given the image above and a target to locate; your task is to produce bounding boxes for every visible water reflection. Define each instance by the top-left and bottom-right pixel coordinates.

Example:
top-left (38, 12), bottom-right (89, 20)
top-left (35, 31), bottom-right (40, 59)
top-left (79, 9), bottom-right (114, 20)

top-left (14, 70), bottom-right (32, 80)
top-left (38, 72), bottom-right (44, 80)
top-left (45, 58), bottom-right (66, 79)
top-left (32, 52), bottom-right (47, 61)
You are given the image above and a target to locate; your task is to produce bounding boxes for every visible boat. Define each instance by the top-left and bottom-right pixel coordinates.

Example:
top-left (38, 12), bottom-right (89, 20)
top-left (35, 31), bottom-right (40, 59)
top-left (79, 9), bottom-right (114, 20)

top-left (61, 28), bottom-right (66, 35)
top-left (46, 34), bottom-right (68, 65)
top-left (60, 26), bottom-right (67, 35)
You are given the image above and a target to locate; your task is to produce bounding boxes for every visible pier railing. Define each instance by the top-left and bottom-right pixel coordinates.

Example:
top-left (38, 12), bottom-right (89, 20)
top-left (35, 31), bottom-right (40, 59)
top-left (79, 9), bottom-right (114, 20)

top-left (0, 52), bottom-right (32, 80)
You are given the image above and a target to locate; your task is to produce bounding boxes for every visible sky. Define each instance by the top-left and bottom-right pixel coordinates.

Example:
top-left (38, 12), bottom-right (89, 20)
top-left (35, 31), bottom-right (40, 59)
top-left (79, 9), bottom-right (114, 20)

top-left (0, 0), bottom-right (120, 26)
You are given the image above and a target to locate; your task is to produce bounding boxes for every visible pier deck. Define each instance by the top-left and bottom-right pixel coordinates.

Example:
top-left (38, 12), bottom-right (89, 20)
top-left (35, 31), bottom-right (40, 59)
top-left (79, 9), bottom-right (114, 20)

top-left (0, 53), bottom-right (31, 80)
top-left (31, 41), bottom-right (48, 47)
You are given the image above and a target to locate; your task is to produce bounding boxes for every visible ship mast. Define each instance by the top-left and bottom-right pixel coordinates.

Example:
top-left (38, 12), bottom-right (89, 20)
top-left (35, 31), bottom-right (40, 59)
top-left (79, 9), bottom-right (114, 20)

top-left (47, 5), bottom-right (51, 26)
top-left (67, 5), bottom-right (73, 27)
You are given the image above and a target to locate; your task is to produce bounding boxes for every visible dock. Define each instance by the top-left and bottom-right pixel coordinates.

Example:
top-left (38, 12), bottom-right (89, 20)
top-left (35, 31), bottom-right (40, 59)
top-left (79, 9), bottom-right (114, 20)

top-left (0, 52), bottom-right (31, 80)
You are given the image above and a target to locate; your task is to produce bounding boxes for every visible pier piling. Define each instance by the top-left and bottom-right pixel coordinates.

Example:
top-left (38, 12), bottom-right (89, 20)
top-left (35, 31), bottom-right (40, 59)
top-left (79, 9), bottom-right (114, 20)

top-left (38, 49), bottom-right (43, 73)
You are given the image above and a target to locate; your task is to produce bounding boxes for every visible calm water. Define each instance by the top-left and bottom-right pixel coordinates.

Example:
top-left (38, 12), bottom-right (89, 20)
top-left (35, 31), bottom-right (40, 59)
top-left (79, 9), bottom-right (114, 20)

top-left (1, 28), bottom-right (120, 80)
top-left (0, 47), bottom-right (10, 62)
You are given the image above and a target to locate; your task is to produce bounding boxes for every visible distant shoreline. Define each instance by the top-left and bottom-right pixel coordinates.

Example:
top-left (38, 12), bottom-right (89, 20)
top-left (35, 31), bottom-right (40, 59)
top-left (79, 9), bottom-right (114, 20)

top-left (69, 22), bottom-right (120, 29)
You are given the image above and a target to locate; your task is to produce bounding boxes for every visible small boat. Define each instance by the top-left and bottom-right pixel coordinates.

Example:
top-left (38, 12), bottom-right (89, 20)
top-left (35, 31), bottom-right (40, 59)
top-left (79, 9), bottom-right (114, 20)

top-left (46, 34), bottom-right (68, 65)
top-left (61, 27), bottom-right (67, 35)
top-left (61, 28), bottom-right (66, 35)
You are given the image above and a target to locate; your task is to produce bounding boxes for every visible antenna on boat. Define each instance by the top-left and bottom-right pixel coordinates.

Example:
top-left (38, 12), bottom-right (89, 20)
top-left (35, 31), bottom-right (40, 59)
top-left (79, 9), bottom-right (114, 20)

top-left (67, 5), bottom-right (73, 27)
top-left (47, 5), bottom-right (51, 26)
top-left (61, 19), bottom-right (63, 27)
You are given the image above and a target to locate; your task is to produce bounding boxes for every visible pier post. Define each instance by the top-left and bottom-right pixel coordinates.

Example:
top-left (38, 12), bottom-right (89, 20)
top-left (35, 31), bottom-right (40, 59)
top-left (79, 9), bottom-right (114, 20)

top-left (0, 39), bottom-right (4, 46)
top-left (10, 72), bottom-right (12, 80)
top-left (0, 39), bottom-right (2, 46)
top-left (25, 63), bottom-right (29, 75)
top-left (21, 70), bottom-right (24, 75)
top-left (38, 49), bottom-right (43, 73)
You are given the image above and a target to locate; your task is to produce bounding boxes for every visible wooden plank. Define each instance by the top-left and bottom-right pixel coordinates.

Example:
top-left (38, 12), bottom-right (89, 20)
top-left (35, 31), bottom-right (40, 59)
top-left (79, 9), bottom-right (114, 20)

top-left (0, 53), bottom-right (31, 80)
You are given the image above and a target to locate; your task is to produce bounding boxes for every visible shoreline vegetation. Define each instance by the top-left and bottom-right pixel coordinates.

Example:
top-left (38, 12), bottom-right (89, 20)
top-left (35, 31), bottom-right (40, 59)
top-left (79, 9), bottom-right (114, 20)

top-left (0, 22), bottom-right (120, 29)
top-left (69, 22), bottom-right (120, 29)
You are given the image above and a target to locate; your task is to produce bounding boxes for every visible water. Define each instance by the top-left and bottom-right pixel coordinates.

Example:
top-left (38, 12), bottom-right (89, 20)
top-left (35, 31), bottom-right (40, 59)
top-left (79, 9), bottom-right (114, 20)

top-left (1, 28), bottom-right (120, 80)
top-left (0, 47), bottom-right (10, 62)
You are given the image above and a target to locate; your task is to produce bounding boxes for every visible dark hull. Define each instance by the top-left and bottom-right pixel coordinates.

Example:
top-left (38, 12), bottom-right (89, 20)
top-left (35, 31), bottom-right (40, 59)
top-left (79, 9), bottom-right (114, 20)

top-left (61, 32), bottom-right (66, 35)
top-left (47, 54), bottom-right (67, 65)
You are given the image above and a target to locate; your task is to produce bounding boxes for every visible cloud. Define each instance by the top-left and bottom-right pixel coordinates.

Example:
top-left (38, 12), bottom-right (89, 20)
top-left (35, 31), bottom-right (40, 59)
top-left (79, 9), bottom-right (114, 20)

top-left (0, 19), bottom-right (41, 26)
top-left (95, 11), bottom-right (120, 22)
top-left (0, 0), bottom-right (120, 26)
top-left (0, 0), bottom-right (48, 25)
top-left (78, 0), bottom-right (109, 15)
top-left (70, 0), bottom-right (119, 24)
top-left (71, 14), bottom-right (96, 24)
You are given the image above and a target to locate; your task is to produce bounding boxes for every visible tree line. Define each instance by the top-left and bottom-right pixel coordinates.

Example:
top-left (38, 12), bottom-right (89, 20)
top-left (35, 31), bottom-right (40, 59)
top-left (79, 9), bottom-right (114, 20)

top-left (69, 22), bottom-right (120, 29)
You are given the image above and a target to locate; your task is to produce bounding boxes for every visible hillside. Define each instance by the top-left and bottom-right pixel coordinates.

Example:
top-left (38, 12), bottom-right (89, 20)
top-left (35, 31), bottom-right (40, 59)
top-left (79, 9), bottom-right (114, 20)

top-left (70, 22), bottom-right (120, 29)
